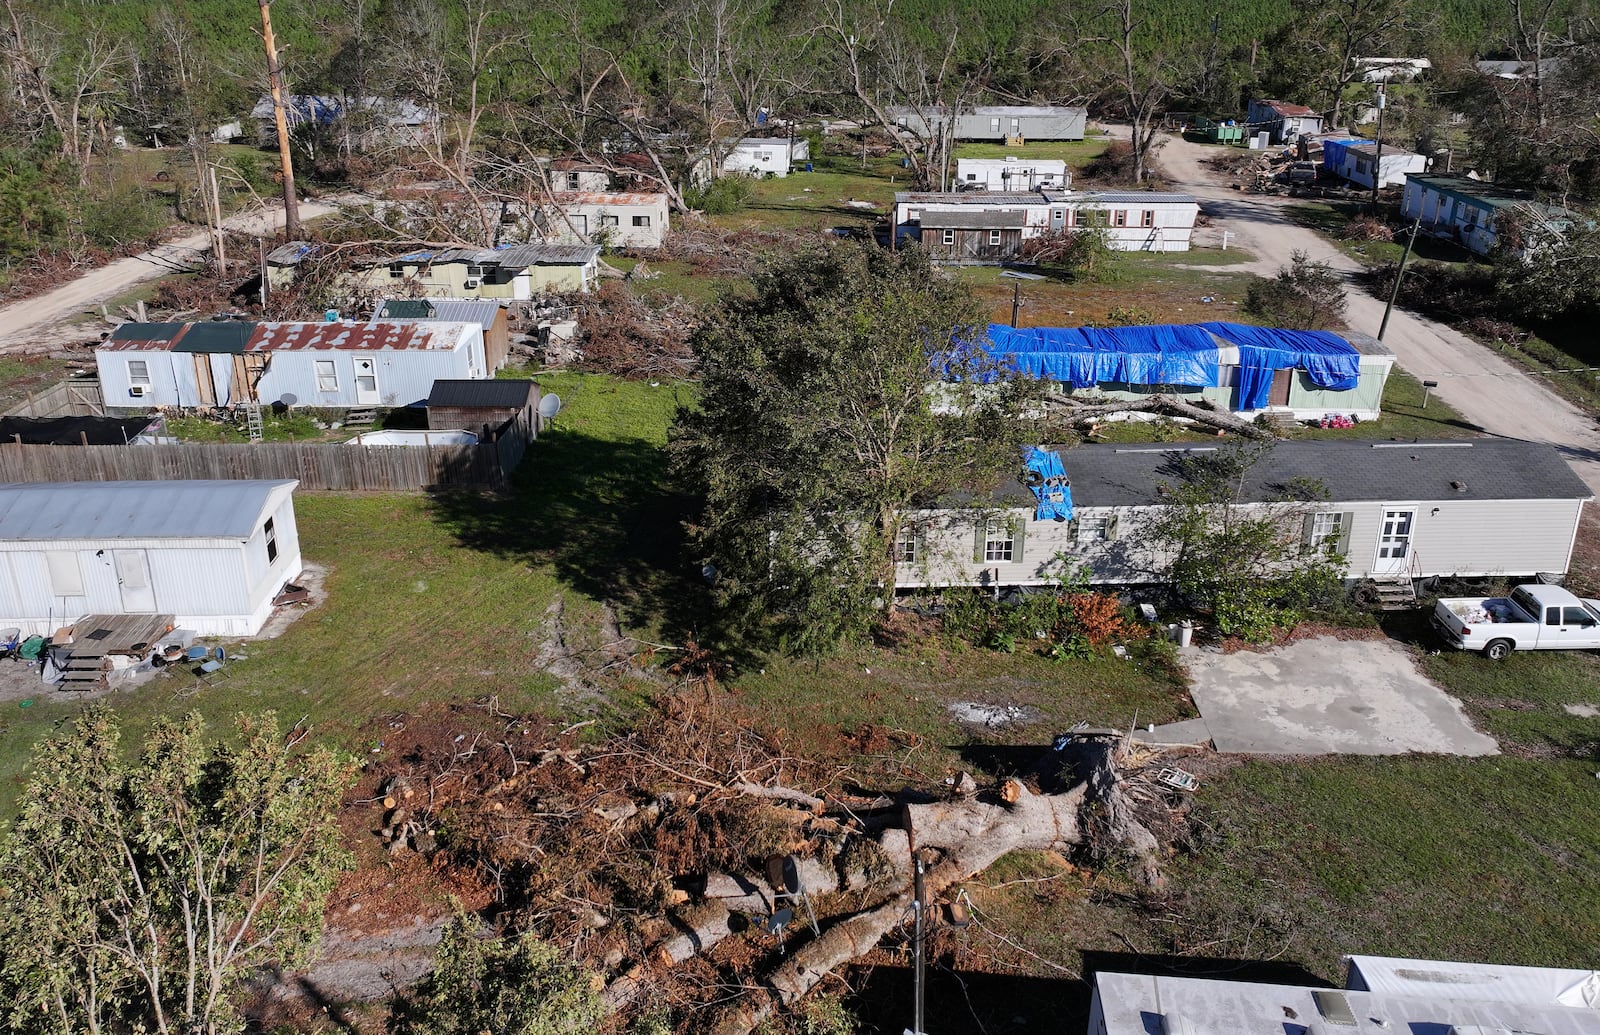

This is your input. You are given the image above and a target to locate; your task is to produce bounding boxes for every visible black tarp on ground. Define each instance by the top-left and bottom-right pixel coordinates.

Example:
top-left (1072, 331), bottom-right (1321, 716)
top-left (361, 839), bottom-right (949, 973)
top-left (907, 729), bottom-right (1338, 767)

top-left (0, 415), bottom-right (155, 445)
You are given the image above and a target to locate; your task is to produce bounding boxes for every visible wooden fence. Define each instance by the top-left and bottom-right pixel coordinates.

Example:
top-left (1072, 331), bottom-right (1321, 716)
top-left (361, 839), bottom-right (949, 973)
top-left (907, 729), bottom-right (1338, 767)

top-left (0, 420), bottom-right (532, 491)
top-left (6, 379), bottom-right (106, 418)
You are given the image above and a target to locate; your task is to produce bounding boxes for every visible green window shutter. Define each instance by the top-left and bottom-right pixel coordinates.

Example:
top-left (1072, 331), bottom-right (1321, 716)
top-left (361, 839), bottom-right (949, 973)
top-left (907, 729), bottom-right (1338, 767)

top-left (1301, 513), bottom-right (1316, 549)
top-left (1106, 512), bottom-right (1121, 540)
top-left (1336, 511), bottom-right (1356, 557)
top-left (974, 520), bottom-right (987, 563)
top-left (1010, 516), bottom-right (1026, 561)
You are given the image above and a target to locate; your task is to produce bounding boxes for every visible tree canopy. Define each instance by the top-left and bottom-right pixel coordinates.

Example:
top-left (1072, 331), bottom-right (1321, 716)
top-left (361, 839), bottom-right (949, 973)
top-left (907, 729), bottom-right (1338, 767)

top-left (672, 242), bottom-right (1041, 654)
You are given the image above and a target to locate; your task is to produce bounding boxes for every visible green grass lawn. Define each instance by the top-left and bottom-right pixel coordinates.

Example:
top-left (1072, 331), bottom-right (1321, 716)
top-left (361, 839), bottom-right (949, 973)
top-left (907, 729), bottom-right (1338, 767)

top-left (1287, 368), bottom-right (1483, 441)
top-left (0, 355), bottom-right (85, 413)
top-left (0, 372), bottom-right (693, 826)
top-left (706, 154), bottom-right (907, 233)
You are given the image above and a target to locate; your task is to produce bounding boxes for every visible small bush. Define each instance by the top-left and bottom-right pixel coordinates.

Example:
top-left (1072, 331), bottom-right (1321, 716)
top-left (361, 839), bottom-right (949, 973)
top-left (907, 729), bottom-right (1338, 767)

top-left (686, 176), bottom-right (755, 215)
top-left (1244, 250), bottom-right (1347, 329)
top-left (80, 187), bottom-right (166, 249)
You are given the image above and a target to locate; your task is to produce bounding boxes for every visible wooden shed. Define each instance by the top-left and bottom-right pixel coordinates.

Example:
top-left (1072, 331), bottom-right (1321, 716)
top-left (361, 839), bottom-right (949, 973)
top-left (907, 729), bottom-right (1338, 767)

top-left (426, 379), bottom-right (540, 440)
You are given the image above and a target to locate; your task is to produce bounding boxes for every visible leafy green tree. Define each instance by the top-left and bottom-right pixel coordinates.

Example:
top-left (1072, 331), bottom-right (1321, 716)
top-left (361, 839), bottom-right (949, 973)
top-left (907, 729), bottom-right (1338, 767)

top-left (0, 708), bottom-right (354, 1035)
top-left (1139, 441), bottom-right (1346, 641)
top-left (673, 242), bottom-right (1042, 654)
top-left (397, 918), bottom-right (604, 1035)
top-left (1245, 250), bottom-right (1347, 330)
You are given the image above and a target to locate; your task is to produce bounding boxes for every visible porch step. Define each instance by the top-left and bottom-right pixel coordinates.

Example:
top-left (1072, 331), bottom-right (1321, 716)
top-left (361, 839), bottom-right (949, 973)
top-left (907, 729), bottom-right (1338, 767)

top-left (1365, 577), bottom-right (1417, 609)
top-left (344, 408), bottom-right (378, 427)
top-left (1260, 409), bottom-right (1301, 431)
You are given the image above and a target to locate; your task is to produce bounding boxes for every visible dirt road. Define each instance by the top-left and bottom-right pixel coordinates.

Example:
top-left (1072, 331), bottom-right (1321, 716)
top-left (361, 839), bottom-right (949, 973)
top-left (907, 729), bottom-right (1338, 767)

top-left (1147, 129), bottom-right (1600, 495)
top-left (0, 196), bottom-right (348, 353)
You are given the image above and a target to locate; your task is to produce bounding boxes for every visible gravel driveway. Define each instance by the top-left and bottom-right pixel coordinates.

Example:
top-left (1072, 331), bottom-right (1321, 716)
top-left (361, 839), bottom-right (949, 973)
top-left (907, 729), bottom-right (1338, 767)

top-left (1181, 637), bottom-right (1499, 756)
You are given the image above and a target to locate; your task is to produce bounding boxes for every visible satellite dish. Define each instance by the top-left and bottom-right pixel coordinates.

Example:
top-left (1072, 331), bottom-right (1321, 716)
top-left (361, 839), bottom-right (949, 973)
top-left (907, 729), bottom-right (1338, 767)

top-left (763, 908), bottom-right (794, 936)
top-left (766, 854), bottom-right (802, 896)
top-left (280, 393), bottom-right (298, 407)
top-left (537, 393), bottom-right (563, 420)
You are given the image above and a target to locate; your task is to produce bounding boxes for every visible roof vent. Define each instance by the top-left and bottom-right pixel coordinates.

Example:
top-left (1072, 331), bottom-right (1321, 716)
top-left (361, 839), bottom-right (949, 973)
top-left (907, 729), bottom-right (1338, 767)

top-left (1451, 480), bottom-right (1468, 492)
top-left (1313, 990), bottom-right (1358, 1027)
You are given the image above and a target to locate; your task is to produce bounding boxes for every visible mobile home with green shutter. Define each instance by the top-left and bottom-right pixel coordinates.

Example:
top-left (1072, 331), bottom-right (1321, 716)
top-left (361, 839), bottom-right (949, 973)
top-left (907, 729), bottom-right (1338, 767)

top-left (892, 439), bottom-right (1591, 591)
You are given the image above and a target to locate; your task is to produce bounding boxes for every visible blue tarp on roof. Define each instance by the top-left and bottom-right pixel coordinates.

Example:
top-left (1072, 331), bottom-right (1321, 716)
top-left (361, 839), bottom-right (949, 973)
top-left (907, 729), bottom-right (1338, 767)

top-left (1319, 138), bottom-right (1363, 169)
top-left (984, 323), bottom-right (1220, 388)
top-left (1198, 322), bottom-right (1361, 408)
top-left (1023, 446), bottom-right (1073, 522)
top-left (980, 322), bottom-right (1361, 409)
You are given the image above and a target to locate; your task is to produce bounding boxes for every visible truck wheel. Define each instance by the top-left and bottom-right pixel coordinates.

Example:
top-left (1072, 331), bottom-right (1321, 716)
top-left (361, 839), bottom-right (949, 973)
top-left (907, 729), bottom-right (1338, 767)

top-left (1483, 639), bottom-right (1513, 661)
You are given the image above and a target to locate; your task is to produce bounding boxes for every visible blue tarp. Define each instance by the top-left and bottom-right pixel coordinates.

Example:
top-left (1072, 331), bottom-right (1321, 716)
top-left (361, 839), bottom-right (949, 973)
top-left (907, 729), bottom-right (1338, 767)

top-left (1197, 322), bottom-right (1361, 408)
top-left (984, 324), bottom-right (1220, 389)
top-left (1023, 446), bottom-right (1073, 522)
top-left (980, 322), bottom-right (1361, 410)
top-left (1319, 138), bottom-right (1362, 170)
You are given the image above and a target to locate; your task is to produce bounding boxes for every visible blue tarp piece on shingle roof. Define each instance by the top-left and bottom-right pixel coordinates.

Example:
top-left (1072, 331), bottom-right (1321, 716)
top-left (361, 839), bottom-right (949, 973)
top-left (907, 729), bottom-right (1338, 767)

top-left (984, 323), bottom-right (1221, 388)
top-left (1199, 322), bottom-right (1361, 409)
top-left (1319, 138), bottom-right (1362, 169)
top-left (1023, 446), bottom-right (1074, 522)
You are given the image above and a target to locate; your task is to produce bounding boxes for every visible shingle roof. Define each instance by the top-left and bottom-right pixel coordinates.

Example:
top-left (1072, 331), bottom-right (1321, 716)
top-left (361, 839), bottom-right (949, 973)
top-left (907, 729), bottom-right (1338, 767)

top-left (921, 210), bottom-right (1029, 229)
top-left (0, 480), bottom-right (296, 540)
top-left (426, 379), bottom-right (539, 409)
top-left (962, 439), bottom-right (1592, 508)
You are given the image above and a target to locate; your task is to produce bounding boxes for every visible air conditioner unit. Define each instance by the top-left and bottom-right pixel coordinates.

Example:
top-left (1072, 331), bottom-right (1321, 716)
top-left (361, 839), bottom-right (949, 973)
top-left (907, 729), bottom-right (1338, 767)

top-left (128, 386), bottom-right (147, 397)
top-left (463, 279), bottom-right (480, 290)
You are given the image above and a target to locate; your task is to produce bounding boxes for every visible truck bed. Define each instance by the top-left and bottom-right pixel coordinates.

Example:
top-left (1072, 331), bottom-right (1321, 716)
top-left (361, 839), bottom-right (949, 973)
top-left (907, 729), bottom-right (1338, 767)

top-left (1440, 597), bottom-right (1532, 626)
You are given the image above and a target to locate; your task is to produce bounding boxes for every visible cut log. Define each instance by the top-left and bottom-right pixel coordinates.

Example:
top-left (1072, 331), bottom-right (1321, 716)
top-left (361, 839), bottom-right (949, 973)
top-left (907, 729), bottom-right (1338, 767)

top-left (730, 781), bottom-right (825, 812)
top-left (1043, 393), bottom-right (1274, 440)
top-left (603, 901), bottom-right (738, 1012)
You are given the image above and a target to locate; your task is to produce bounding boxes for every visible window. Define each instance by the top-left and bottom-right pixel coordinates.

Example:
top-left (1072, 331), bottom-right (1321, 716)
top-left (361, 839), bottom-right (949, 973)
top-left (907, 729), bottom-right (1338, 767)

top-left (466, 264), bottom-right (486, 277)
top-left (388, 263), bottom-right (404, 278)
top-left (632, 215), bottom-right (652, 227)
top-left (1309, 512), bottom-right (1343, 544)
top-left (1077, 515), bottom-right (1111, 543)
top-left (907, 208), bottom-right (921, 221)
top-left (127, 360), bottom-right (151, 387)
top-left (966, 173), bottom-right (978, 181)
top-left (600, 214), bottom-right (619, 227)
top-left (45, 552), bottom-right (84, 597)
top-left (1546, 606), bottom-right (1562, 626)
top-left (315, 359), bottom-right (338, 392)
top-left (1141, 210), bottom-right (1155, 228)
top-left (566, 171), bottom-right (580, 189)
top-left (1563, 606), bottom-right (1596, 627)
top-left (990, 117), bottom-right (1001, 132)
top-left (754, 150), bottom-right (770, 161)
top-left (895, 526), bottom-right (918, 564)
top-left (988, 229), bottom-right (1002, 245)
top-left (1112, 209), bottom-right (1129, 227)
top-left (983, 520), bottom-right (1014, 563)
top-left (264, 517), bottom-right (278, 563)
top-left (941, 229), bottom-right (956, 246)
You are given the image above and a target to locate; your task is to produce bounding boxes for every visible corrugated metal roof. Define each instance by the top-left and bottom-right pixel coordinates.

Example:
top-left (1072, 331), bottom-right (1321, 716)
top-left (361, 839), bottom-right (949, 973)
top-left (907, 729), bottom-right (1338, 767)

top-left (108, 322), bottom-right (186, 343)
top-left (246, 321), bottom-right (471, 352)
top-left (426, 379), bottom-right (539, 409)
top-left (266, 241), bottom-right (317, 264)
top-left (0, 480), bottom-right (295, 541)
top-left (172, 321), bottom-right (254, 354)
top-left (921, 210), bottom-right (1028, 229)
top-left (1260, 99), bottom-right (1319, 116)
top-left (373, 299), bottom-right (504, 329)
top-left (550, 191), bottom-right (668, 207)
top-left (493, 243), bottom-right (602, 266)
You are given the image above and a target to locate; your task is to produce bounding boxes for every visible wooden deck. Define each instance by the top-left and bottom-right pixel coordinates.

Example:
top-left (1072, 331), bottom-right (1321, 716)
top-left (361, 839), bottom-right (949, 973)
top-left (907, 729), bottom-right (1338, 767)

top-left (59, 613), bottom-right (175, 691)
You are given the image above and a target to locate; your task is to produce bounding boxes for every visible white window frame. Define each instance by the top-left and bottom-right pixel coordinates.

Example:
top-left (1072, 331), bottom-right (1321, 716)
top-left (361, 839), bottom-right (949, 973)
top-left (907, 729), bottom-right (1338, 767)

top-left (388, 263), bottom-right (405, 278)
top-left (941, 229), bottom-right (956, 246)
top-left (45, 551), bottom-right (84, 597)
top-left (1141, 210), bottom-right (1155, 228)
top-left (599, 214), bottom-right (620, 227)
top-left (990, 117), bottom-right (1001, 132)
top-left (632, 214), bottom-right (651, 227)
top-left (907, 208), bottom-right (921, 221)
top-left (315, 359), bottom-right (339, 393)
top-left (1310, 511), bottom-right (1343, 544)
top-left (895, 526), bottom-right (918, 564)
top-left (127, 360), bottom-right (151, 387)
top-left (983, 520), bottom-right (1014, 563)
top-left (565, 171), bottom-right (581, 189)
top-left (465, 264), bottom-right (486, 277)
top-left (988, 229), bottom-right (1002, 245)
top-left (1113, 209), bottom-right (1129, 227)
top-left (264, 516), bottom-right (279, 563)
top-left (1077, 515), bottom-right (1111, 543)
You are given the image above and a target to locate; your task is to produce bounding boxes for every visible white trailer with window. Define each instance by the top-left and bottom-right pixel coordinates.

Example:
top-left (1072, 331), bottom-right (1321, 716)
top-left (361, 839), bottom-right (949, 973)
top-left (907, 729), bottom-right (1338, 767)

top-left (0, 480), bottom-right (302, 636)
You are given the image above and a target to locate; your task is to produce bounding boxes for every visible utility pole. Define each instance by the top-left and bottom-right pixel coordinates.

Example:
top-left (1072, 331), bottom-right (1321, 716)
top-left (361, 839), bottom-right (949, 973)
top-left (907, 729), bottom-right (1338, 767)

top-left (1011, 280), bottom-right (1023, 327)
top-left (1369, 84), bottom-right (1385, 211)
top-left (259, 0), bottom-right (300, 237)
top-left (1377, 217), bottom-right (1421, 342)
top-left (908, 855), bottom-right (927, 1035)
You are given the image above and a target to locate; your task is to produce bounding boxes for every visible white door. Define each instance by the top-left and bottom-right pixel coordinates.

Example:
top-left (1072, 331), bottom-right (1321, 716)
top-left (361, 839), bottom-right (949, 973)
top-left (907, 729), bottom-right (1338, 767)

top-left (1372, 508), bottom-right (1415, 576)
top-left (354, 358), bottom-right (380, 404)
top-left (113, 550), bottom-right (157, 612)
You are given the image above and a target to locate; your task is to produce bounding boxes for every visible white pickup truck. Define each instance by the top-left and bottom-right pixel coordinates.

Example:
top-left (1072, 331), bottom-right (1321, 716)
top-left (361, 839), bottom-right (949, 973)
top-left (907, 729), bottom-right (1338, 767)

top-left (1432, 584), bottom-right (1600, 660)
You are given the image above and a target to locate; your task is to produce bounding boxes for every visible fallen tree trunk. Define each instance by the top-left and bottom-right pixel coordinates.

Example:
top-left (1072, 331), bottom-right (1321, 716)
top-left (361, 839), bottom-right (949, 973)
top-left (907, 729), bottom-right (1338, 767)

top-left (1044, 393), bottom-right (1275, 440)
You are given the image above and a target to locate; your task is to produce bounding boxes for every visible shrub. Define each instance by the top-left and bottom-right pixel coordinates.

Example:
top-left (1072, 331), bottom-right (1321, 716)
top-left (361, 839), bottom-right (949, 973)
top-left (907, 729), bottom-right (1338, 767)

top-left (1066, 592), bottom-right (1133, 645)
top-left (81, 187), bottom-right (166, 249)
top-left (1244, 250), bottom-right (1346, 329)
top-left (686, 175), bottom-right (755, 215)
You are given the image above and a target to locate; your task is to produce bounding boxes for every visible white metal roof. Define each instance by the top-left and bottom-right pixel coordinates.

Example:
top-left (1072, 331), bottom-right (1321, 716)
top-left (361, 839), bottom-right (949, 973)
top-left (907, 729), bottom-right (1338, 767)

top-left (1092, 970), bottom-right (1600, 1035)
top-left (1345, 955), bottom-right (1600, 1009)
top-left (0, 481), bottom-right (296, 542)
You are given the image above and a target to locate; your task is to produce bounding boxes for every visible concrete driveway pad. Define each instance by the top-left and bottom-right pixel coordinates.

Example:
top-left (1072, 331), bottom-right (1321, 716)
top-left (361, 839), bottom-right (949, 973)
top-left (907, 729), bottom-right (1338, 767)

top-left (1183, 637), bottom-right (1499, 756)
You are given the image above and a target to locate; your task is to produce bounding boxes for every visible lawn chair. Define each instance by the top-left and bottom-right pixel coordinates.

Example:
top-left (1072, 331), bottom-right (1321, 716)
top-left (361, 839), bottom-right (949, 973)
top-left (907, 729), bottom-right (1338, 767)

top-left (195, 647), bottom-right (230, 687)
top-left (0, 628), bottom-right (20, 660)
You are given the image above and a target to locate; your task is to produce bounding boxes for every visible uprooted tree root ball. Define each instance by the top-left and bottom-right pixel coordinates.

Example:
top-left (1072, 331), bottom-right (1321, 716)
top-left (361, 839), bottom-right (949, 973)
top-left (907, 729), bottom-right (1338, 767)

top-left (317, 686), bottom-right (1201, 1035)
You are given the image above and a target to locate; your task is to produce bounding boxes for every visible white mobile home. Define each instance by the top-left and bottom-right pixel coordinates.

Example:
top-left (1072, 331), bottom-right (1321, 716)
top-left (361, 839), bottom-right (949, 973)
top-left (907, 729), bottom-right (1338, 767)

top-left (536, 192), bottom-right (671, 249)
top-left (954, 157), bottom-right (1068, 191)
top-left (0, 480), bottom-right (302, 637)
top-left (721, 137), bottom-right (810, 177)
top-left (894, 188), bottom-right (1200, 258)
top-left (1322, 138), bottom-right (1427, 189)
top-left (894, 439), bottom-right (1591, 591)
top-left (1247, 98), bottom-right (1325, 143)
top-left (97, 320), bottom-right (488, 410)
top-left (887, 105), bottom-right (1088, 142)
top-left (1401, 172), bottom-right (1576, 256)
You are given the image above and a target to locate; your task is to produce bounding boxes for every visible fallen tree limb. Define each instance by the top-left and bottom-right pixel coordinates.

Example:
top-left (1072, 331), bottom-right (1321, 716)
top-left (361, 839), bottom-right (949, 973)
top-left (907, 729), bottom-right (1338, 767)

top-left (1043, 393), bottom-right (1275, 440)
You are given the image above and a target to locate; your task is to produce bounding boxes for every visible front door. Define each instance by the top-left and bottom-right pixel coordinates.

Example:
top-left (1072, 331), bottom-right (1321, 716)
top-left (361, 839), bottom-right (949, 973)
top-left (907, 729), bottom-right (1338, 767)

top-left (113, 550), bottom-right (157, 612)
top-left (1372, 507), bottom-right (1415, 576)
top-left (354, 358), bottom-right (380, 404)
top-left (1269, 369), bottom-right (1293, 407)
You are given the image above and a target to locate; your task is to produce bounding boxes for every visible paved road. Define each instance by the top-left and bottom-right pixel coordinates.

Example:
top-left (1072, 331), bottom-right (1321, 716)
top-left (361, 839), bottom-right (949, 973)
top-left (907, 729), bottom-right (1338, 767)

top-left (1145, 129), bottom-right (1600, 495)
top-left (0, 195), bottom-right (349, 353)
